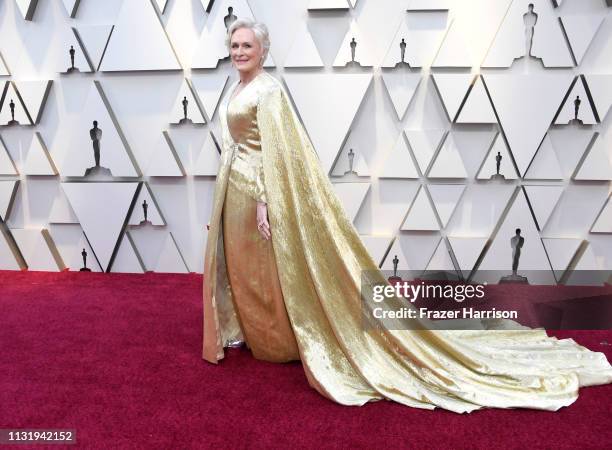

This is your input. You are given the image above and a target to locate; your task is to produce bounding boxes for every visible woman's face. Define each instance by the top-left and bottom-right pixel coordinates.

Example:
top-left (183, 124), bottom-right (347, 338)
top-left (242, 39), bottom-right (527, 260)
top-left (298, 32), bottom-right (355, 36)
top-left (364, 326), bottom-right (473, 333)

top-left (230, 28), bottom-right (264, 75)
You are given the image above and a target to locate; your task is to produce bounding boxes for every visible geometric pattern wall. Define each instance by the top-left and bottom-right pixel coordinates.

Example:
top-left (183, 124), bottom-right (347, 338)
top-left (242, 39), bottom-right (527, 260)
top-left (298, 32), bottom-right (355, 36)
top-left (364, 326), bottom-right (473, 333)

top-left (0, 0), bottom-right (611, 284)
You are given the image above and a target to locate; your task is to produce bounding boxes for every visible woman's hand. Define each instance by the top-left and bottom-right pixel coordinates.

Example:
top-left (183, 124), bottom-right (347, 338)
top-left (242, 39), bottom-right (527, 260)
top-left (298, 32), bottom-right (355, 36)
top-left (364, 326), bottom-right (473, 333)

top-left (256, 202), bottom-right (271, 240)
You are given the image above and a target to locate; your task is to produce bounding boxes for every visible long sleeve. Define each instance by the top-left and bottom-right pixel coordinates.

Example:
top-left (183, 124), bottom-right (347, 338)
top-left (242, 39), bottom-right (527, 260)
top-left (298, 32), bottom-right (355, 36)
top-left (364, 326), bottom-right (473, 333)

top-left (253, 161), bottom-right (267, 204)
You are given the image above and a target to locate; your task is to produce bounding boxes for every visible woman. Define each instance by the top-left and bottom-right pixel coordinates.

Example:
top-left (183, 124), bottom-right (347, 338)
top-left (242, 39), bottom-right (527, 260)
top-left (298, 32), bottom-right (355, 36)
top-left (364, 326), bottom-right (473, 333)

top-left (203, 18), bottom-right (612, 413)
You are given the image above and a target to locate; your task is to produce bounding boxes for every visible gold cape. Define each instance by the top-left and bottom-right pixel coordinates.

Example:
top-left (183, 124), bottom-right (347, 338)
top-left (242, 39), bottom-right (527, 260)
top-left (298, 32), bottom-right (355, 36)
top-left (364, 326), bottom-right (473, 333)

top-left (203, 71), bottom-right (612, 413)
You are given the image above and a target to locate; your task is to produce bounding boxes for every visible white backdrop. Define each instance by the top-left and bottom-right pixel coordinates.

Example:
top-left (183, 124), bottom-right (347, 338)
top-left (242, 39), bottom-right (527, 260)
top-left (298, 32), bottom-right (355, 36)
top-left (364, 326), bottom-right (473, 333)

top-left (0, 0), bottom-right (611, 282)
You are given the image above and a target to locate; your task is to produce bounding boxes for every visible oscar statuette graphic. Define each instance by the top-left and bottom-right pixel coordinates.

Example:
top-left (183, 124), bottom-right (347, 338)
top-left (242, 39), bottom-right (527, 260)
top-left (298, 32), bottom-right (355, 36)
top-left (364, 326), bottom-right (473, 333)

top-left (79, 248), bottom-right (91, 272)
top-left (388, 254), bottom-right (402, 284)
top-left (500, 228), bottom-right (528, 283)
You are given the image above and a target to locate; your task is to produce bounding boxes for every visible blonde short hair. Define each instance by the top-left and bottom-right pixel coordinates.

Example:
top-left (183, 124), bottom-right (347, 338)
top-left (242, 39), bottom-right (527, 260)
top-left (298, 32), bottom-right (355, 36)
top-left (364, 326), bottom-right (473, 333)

top-left (225, 18), bottom-right (270, 65)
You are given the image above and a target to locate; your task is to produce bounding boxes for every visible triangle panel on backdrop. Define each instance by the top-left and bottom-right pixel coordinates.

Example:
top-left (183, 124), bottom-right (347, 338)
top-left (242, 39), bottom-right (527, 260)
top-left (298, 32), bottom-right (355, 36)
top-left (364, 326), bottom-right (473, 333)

top-left (60, 82), bottom-right (140, 177)
top-left (524, 134), bottom-right (563, 180)
top-left (432, 20), bottom-right (473, 68)
top-left (548, 128), bottom-right (596, 179)
top-left (0, 82), bottom-right (30, 126)
top-left (379, 132), bottom-right (419, 179)
top-left (428, 184), bottom-right (466, 227)
top-left (147, 132), bottom-right (185, 177)
top-left (476, 133), bottom-right (518, 180)
top-left (333, 20), bottom-right (377, 67)
top-left (48, 189), bottom-right (79, 224)
top-left (381, 15), bottom-right (448, 68)
top-left (560, 14), bottom-right (604, 65)
top-left (541, 238), bottom-right (582, 281)
top-left (128, 183), bottom-right (166, 226)
top-left (331, 182), bottom-right (370, 223)
top-left (49, 226), bottom-right (102, 271)
top-left (62, 182), bottom-right (139, 272)
top-left (0, 137), bottom-right (18, 175)
top-left (99, 0), bottom-right (181, 71)
top-left (61, 0), bottom-right (80, 18)
top-left (523, 185), bottom-right (564, 231)
top-left (12, 80), bottom-right (53, 125)
top-left (190, 74), bottom-right (229, 120)
top-left (477, 190), bottom-right (555, 284)
top-left (154, 232), bottom-right (190, 273)
top-left (193, 132), bottom-right (221, 176)
top-left (200, 0), bottom-right (214, 13)
top-left (0, 231), bottom-right (21, 270)
top-left (530, 1), bottom-right (574, 68)
top-left (0, 181), bottom-right (19, 221)
top-left (573, 134), bottom-right (612, 181)
top-left (381, 71), bottom-right (421, 121)
top-left (283, 73), bottom-right (372, 174)
top-left (12, 229), bottom-right (64, 272)
top-left (447, 237), bottom-right (488, 277)
top-left (554, 77), bottom-right (597, 125)
top-left (431, 74), bottom-right (473, 122)
top-left (284, 23), bottom-right (324, 68)
top-left (483, 0), bottom-right (573, 68)
top-left (591, 196), bottom-right (612, 233)
top-left (569, 245), bottom-right (608, 285)
top-left (452, 184), bottom-right (514, 246)
top-left (359, 235), bottom-right (393, 267)
top-left (59, 28), bottom-right (93, 73)
top-left (404, 129), bottom-right (446, 175)
top-left (111, 233), bottom-right (145, 273)
top-left (426, 238), bottom-right (457, 273)
top-left (24, 132), bottom-right (58, 175)
top-left (153, 0), bottom-right (169, 15)
top-left (483, 74), bottom-right (573, 176)
top-left (74, 25), bottom-right (114, 72)
top-left (565, 243), bottom-right (603, 286)
top-left (16, 0), bottom-right (38, 21)
top-left (0, 53), bottom-right (10, 76)
top-left (401, 186), bottom-right (439, 231)
top-left (584, 75), bottom-right (612, 122)
top-left (456, 76), bottom-right (496, 124)
top-left (170, 80), bottom-right (206, 125)
top-left (432, 0), bottom-right (512, 68)
top-left (382, 234), bottom-right (441, 273)
top-left (428, 133), bottom-right (467, 179)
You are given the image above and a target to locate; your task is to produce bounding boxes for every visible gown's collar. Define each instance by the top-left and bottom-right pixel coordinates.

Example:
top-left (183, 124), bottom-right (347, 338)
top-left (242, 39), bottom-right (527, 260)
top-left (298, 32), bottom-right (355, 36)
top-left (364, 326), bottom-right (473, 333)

top-left (225, 71), bottom-right (266, 147)
top-left (227, 71), bottom-right (266, 106)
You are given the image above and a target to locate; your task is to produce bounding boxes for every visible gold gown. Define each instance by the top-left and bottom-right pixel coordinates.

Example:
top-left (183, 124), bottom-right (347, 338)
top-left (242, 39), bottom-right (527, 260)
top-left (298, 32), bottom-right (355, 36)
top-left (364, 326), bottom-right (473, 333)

top-left (203, 71), bottom-right (612, 413)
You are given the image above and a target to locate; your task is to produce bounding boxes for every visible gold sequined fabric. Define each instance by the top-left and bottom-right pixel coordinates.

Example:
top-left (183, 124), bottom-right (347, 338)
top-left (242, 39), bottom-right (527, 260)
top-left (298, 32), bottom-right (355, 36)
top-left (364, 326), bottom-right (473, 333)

top-left (225, 77), bottom-right (267, 204)
top-left (222, 178), bottom-right (300, 362)
top-left (203, 71), bottom-right (612, 413)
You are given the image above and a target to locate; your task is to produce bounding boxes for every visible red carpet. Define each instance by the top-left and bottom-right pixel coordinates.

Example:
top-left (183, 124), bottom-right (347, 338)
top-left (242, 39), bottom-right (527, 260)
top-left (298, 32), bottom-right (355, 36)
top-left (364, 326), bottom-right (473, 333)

top-left (1, 270), bottom-right (611, 449)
